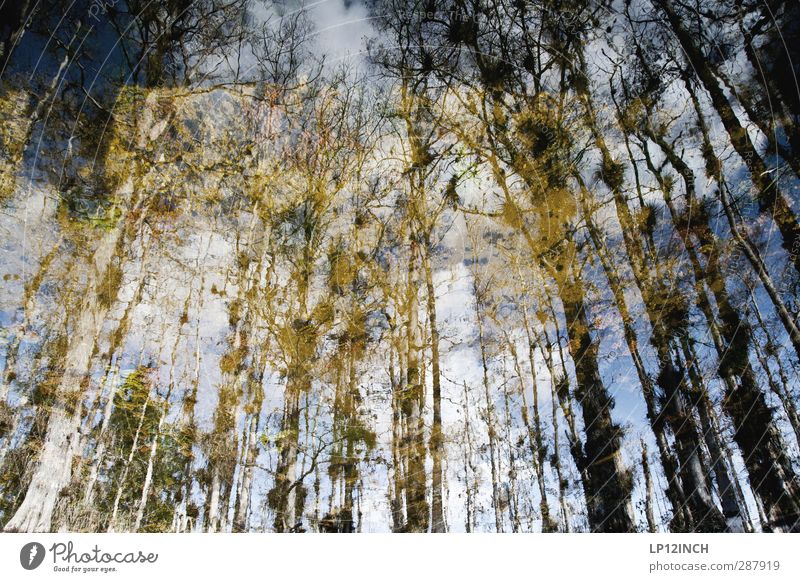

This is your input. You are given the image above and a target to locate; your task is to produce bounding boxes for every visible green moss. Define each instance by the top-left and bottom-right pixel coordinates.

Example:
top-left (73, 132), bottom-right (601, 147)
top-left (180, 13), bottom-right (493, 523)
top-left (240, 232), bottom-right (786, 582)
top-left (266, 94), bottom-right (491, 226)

top-left (219, 344), bottom-right (247, 375)
top-left (31, 333), bottom-right (69, 408)
top-left (0, 86), bottom-right (31, 203)
top-left (0, 401), bottom-right (12, 438)
top-left (97, 261), bottom-right (124, 309)
top-left (343, 423), bottom-right (377, 450)
top-left (600, 155), bottom-right (625, 192)
top-left (59, 183), bottom-right (122, 230)
top-left (227, 298), bottom-right (242, 328)
top-left (637, 203), bottom-right (658, 236)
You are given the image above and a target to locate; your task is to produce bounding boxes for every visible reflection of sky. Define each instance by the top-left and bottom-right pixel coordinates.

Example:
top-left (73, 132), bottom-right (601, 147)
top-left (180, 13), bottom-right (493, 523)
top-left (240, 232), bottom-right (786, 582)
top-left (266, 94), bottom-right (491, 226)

top-left (307, 0), bottom-right (376, 65)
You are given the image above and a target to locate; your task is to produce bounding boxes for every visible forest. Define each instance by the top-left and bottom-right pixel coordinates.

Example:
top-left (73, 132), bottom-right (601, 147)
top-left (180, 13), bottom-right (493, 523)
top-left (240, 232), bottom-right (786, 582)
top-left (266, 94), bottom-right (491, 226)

top-left (0, 0), bottom-right (799, 533)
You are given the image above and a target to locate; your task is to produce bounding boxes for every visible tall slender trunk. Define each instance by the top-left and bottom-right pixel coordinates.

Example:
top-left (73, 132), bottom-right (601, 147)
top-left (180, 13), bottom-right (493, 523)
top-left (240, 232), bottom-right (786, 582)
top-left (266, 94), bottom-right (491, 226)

top-left (4, 190), bottom-right (141, 532)
top-left (512, 311), bottom-right (555, 532)
top-left (642, 439), bottom-right (658, 532)
top-left (232, 370), bottom-right (264, 533)
top-left (682, 74), bottom-right (800, 362)
top-left (132, 321), bottom-right (184, 533)
top-left (133, 396), bottom-right (167, 532)
top-left (540, 296), bottom-right (591, 524)
top-left (747, 293), bottom-right (800, 447)
top-left (388, 334), bottom-right (405, 531)
top-left (500, 356), bottom-right (521, 532)
top-left (549, 368), bottom-right (571, 532)
top-left (655, 0), bottom-right (800, 275)
top-left (733, 0), bottom-right (800, 174)
top-left (272, 383), bottom-right (301, 532)
top-left (108, 391), bottom-right (151, 532)
top-left (403, 238), bottom-right (429, 532)
top-left (423, 240), bottom-right (446, 532)
top-left (173, 258), bottom-right (208, 533)
top-left (80, 246), bottom-right (150, 510)
top-left (342, 346), bottom-right (359, 533)
top-left (460, 381), bottom-right (476, 533)
top-left (470, 269), bottom-right (502, 533)
top-left (635, 121), bottom-right (755, 531)
top-left (579, 186), bottom-right (691, 530)
top-left (557, 274), bottom-right (635, 532)
top-left (207, 469), bottom-right (222, 532)
top-left (577, 66), bottom-right (724, 530)
top-left (0, 249), bottom-right (63, 472)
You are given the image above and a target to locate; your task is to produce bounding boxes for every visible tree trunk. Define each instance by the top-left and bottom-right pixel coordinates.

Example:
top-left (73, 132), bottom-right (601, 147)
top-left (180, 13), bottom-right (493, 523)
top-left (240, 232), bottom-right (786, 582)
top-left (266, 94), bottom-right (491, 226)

top-left (403, 238), bottom-right (429, 532)
top-left (641, 440), bottom-right (658, 532)
top-left (577, 71), bottom-right (724, 530)
top-left (511, 314), bottom-right (555, 532)
top-left (108, 392), bottom-right (151, 532)
top-left (134, 398), bottom-right (167, 532)
top-left (684, 73), bottom-right (800, 362)
top-left (388, 337), bottom-right (406, 532)
top-left (557, 275), bottom-right (635, 532)
top-left (272, 384), bottom-right (301, 532)
top-left (423, 241), bottom-right (446, 533)
top-left (471, 269), bottom-right (503, 533)
top-left (655, 0), bottom-right (800, 276)
top-left (579, 186), bottom-right (692, 530)
top-left (232, 373), bottom-right (263, 533)
top-left (4, 199), bottom-right (135, 532)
